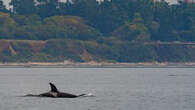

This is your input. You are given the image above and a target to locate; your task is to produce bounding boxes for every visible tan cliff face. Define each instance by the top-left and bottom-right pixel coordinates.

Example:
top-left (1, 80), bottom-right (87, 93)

top-left (0, 39), bottom-right (96, 62)
top-left (0, 40), bottom-right (10, 51)
top-left (0, 40), bottom-right (46, 54)
top-left (1, 40), bottom-right (195, 62)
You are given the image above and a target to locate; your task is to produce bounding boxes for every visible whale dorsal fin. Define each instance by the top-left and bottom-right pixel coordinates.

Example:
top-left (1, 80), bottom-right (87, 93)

top-left (49, 83), bottom-right (59, 92)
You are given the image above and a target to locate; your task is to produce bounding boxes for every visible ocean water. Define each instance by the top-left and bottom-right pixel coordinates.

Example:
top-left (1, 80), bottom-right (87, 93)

top-left (0, 68), bottom-right (194, 110)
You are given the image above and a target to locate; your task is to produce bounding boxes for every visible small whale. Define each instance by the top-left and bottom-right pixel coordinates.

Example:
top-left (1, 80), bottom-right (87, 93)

top-left (24, 83), bottom-right (92, 98)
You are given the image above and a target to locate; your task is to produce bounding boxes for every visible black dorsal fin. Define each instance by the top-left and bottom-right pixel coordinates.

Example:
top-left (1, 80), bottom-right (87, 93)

top-left (49, 83), bottom-right (59, 92)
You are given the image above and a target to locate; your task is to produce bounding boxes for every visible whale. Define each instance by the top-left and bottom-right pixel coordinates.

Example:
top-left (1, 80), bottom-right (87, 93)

top-left (24, 83), bottom-right (90, 98)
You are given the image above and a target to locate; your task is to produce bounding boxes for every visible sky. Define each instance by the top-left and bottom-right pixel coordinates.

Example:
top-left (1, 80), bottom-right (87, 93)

top-left (2, 0), bottom-right (178, 8)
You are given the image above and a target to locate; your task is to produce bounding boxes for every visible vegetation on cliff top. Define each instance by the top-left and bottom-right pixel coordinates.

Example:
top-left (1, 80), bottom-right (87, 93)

top-left (0, 0), bottom-right (195, 62)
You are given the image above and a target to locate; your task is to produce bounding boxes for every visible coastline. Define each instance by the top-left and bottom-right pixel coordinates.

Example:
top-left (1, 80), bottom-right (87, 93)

top-left (1, 62), bottom-right (195, 68)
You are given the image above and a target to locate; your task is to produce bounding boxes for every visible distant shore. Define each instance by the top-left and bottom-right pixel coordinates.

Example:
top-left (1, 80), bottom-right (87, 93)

top-left (1, 62), bottom-right (195, 68)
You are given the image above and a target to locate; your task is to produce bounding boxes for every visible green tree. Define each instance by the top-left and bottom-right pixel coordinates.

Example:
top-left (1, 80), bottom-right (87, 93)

top-left (172, 3), bottom-right (195, 41)
top-left (11, 14), bottom-right (41, 26)
top-left (11, 14), bottom-right (42, 40)
top-left (41, 16), bottom-right (101, 40)
top-left (58, 0), bottom-right (73, 15)
top-left (0, 12), bottom-right (16, 39)
top-left (10, 0), bottom-right (36, 14)
top-left (112, 13), bottom-right (150, 42)
top-left (95, 0), bottom-right (128, 34)
top-left (37, 0), bottom-right (60, 18)
top-left (0, 0), bottom-right (7, 12)
top-left (153, 0), bottom-right (176, 41)
top-left (133, 0), bottom-right (155, 23)
top-left (71, 0), bottom-right (99, 20)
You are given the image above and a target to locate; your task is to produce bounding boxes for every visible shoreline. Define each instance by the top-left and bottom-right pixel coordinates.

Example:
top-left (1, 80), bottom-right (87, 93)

top-left (1, 62), bottom-right (195, 68)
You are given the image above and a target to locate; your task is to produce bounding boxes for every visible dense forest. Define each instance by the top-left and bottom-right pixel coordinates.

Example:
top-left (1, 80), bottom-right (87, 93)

top-left (0, 0), bottom-right (195, 62)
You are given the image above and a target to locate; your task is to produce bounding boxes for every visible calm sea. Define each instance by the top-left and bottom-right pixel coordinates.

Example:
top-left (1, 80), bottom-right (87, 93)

top-left (0, 68), bottom-right (194, 110)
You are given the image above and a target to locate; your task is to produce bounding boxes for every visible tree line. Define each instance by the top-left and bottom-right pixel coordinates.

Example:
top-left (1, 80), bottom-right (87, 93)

top-left (0, 0), bottom-right (195, 42)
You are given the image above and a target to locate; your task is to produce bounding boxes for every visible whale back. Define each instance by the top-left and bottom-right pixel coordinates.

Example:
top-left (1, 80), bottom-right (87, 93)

top-left (24, 83), bottom-right (95, 98)
top-left (49, 83), bottom-right (59, 92)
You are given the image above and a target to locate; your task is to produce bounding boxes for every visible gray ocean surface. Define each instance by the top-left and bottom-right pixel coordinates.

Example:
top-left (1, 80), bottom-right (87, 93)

top-left (0, 68), bottom-right (194, 110)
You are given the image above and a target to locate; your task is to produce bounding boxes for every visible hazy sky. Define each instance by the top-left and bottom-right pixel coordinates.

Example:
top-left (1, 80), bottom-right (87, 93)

top-left (2, 0), bottom-right (178, 7)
